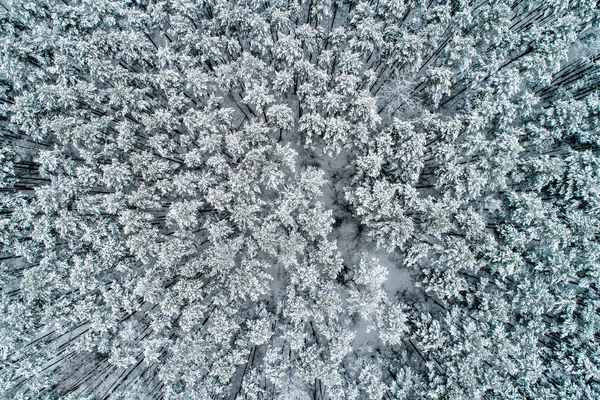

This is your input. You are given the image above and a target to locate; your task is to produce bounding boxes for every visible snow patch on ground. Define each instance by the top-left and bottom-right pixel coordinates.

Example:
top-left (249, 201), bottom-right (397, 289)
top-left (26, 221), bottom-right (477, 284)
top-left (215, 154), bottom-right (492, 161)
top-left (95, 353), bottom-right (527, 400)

top-left (373, 251), bottom-right (413, 296)
top-left (353, 317), bottom-right (380, 348)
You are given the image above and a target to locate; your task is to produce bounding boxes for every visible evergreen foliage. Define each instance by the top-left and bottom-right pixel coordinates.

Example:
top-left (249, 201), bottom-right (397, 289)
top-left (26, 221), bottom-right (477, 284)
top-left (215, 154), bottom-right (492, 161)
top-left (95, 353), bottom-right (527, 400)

top-left (1, 0), bottom-right (600, 398)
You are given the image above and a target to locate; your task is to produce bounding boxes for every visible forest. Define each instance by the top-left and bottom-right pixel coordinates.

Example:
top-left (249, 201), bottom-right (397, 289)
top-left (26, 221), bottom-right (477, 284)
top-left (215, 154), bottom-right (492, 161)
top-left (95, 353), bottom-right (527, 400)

top-left (1, 0), bottom-right (600, 399)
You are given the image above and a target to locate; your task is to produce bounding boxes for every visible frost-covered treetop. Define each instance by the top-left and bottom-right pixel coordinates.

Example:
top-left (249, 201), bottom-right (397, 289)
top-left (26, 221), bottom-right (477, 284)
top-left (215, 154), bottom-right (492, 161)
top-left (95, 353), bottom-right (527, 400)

top-left (1, 0), bottom-right (600, 399)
